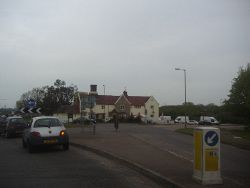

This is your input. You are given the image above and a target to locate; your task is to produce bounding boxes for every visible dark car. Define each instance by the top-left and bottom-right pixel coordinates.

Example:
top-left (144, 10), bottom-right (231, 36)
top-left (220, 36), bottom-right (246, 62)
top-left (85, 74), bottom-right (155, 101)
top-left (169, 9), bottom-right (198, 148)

top-left (198, 120), bottom-right (212, 125)
top-left (0, 116), bottom-right (27, 138)
top-left (0, 117), bottom-right (7, 135)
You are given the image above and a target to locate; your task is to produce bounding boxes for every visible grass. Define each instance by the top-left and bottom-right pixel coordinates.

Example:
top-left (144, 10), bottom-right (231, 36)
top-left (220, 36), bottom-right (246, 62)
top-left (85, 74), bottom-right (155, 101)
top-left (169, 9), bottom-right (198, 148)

top-left (176, 127), bottom-right (250, 150)
top-left (227, 129), bottom-right (250, 140)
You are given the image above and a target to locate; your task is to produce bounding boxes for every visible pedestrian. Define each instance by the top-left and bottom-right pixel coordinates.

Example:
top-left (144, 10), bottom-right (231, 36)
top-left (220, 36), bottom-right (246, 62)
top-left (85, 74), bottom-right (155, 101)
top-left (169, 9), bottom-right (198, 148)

top-left (114, 115), bottom-right (119, 132)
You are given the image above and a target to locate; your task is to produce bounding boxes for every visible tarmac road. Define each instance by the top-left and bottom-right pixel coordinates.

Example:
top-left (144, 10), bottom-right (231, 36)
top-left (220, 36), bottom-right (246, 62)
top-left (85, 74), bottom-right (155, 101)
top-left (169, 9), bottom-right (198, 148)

top-left (121, 124), bottom-right (250, 187)
top-left (72, 123), bottom-right (250, 187)
top-left (0, 136), bottom-right (162, 188)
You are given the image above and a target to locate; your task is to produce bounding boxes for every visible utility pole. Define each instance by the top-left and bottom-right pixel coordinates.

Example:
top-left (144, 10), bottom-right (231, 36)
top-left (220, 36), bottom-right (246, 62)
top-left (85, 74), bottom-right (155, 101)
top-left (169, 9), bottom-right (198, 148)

top-left (175, 68), bottom-right (187, 128)
top-left (103, 85), bottom-right (106, 121)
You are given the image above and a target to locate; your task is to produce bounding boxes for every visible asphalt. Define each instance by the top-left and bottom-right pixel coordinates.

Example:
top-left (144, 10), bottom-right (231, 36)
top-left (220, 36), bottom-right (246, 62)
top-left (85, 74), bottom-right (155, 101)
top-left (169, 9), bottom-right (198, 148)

top-left (68, 124), bottom-right (249, 188)
top-left (0, 136), bottom-right (162, 188)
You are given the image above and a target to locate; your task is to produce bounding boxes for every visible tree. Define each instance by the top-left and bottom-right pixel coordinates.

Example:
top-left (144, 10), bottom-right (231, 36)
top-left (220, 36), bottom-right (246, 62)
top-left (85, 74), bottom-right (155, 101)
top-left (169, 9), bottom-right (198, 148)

top-left (224, 64), bottom-right (250, 118)
top-left (42, 80), bottom-right (77, 115)
top-left (16, 79), bottom-right (78, 115)
top-left (16, 87), bottom-right (46, 109)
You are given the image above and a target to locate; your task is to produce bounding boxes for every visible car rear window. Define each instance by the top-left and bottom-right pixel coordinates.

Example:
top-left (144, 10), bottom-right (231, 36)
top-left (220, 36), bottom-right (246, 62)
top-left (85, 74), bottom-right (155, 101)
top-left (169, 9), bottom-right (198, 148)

top-left (34, 118), bottom-right (62, 128)
top-left (10, 118), bottom-right (26, 125)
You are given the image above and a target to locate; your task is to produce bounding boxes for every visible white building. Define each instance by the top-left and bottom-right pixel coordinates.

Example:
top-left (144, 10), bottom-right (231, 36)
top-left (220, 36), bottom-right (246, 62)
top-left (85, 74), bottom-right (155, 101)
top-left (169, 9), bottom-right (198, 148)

top-left (76, 85), bottom-right (159, 123)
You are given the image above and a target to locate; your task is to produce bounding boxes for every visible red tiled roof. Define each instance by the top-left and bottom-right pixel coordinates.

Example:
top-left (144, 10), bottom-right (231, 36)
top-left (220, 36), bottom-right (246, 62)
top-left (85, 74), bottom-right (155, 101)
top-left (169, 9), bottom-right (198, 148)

top-left (96, 95), bottom-right (150, 106)
top-left (96, 95), bottom-right (119, 105)
top-left (127, 96), bottom-right (150, 106)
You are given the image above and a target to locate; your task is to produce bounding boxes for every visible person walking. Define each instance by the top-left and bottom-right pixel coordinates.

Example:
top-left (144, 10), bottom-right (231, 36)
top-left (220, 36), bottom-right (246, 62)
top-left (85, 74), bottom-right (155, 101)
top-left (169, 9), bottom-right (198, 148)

top-left (114, 115), bottom-right (119, 132)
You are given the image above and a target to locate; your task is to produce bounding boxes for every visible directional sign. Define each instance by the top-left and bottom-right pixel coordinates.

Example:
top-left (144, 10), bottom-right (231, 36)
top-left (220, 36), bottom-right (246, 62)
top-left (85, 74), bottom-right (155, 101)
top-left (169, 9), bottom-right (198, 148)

top-left (26, 99), bottom-right (36, 108)
top-left (205, 131), bottom-right (218, 147)
top-left (20, 107), bottom-right (26, 113)
top-left (20, 107), bottom-right (42, 114)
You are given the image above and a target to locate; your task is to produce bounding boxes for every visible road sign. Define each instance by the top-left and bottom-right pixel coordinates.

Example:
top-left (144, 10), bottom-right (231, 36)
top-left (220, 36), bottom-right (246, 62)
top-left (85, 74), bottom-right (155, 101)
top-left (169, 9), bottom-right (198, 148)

top-left (193, 127), bottom-right (222, 185)
top-left (20, 107), bottom-right (42, 114)
top-left (205, 131), bottom-right (218, 147)
top-left (27, 99), bottom-right (36, 108)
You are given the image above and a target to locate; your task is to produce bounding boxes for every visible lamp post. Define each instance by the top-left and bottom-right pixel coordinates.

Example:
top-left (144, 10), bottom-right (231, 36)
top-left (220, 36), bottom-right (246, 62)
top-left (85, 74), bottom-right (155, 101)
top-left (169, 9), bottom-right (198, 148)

top-left (103, 85), bottom-right (106, 121)
top-left (175, 68), bottom-right (187, 128)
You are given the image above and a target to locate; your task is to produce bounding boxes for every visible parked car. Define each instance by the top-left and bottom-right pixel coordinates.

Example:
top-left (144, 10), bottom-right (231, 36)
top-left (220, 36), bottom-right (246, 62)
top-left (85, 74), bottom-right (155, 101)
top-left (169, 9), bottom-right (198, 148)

top-left (0, 116), bottom-right (26, 138)
top-left (22, 116), bottom-right (69, 153)
top-left (73, 116), bottom-right (96, 124)
top-left (199, 116), bottom-right (219, 125)
top-left (0, 117), bottom-right (7, 136)
top-left (198, 119), bottom-right (212, 125)
top-left (188, 120), bottom-right (198, 125)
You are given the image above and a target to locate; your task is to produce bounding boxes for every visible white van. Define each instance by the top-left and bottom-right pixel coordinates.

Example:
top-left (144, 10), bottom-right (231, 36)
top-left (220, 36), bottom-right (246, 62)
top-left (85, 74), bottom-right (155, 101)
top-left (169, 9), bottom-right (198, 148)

top-left (199, 116), bottom-right (219, 125)
top-left (158, 116), bottom-right (171, 124)
top-left (174, 116), bottom-right (189, 123)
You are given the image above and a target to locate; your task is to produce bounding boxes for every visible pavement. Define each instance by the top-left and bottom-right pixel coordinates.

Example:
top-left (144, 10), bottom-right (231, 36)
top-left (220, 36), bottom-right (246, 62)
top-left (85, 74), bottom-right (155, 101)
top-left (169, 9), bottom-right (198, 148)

top-left (68, 124), bottom-right (249, 188)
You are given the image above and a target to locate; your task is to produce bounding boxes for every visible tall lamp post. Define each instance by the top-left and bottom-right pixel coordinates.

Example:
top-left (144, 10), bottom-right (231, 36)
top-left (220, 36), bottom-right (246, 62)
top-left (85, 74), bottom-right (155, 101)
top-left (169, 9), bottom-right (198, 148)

top-left (175, 68), bottom-right (187, 128)
top-left (103, 85), bottom-right (106, 121)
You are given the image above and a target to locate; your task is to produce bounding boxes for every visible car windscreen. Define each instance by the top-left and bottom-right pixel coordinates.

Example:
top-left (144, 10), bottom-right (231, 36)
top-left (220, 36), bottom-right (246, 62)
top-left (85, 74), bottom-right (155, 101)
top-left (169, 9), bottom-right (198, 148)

top-left (34, 118), bottom-right (62, 128)
top-left (10, 118), bottom-right (26, 126)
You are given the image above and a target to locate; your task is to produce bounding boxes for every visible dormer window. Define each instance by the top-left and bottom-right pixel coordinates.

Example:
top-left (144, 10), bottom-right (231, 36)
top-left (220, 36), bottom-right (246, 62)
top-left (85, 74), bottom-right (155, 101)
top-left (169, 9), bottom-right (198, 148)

top-left (120, 105), bottom-right (125, 110)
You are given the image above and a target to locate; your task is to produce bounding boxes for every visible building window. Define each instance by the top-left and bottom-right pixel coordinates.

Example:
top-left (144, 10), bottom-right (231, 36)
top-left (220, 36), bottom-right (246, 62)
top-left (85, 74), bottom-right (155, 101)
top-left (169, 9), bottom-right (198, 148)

top-left (101, 105), bottom-right (105, 109)
top-left (151, 105), bottom-right (154, 109)
top-left (120, 105), bottom-right (125, 110)
top-left (135, 105), bottom-right (141, 109)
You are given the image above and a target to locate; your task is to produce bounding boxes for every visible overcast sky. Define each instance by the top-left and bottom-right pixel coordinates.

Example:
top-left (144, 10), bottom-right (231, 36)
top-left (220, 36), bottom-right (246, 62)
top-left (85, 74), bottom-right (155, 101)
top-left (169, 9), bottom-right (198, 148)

top-left (0, 0), bottom-right (250, 108)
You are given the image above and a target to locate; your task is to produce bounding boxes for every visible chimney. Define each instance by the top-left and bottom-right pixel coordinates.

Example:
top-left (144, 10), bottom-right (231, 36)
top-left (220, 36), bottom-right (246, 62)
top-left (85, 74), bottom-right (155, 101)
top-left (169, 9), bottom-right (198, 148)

top-left (90, 85), bottom-right (98, 95)
top-left (123, 90), bottom-right (128, 97)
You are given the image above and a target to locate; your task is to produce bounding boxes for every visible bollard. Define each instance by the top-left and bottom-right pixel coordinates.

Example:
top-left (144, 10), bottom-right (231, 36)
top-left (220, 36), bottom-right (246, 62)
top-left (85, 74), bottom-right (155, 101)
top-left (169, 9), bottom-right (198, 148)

top-left (193, 127), bottom-right (223, 185)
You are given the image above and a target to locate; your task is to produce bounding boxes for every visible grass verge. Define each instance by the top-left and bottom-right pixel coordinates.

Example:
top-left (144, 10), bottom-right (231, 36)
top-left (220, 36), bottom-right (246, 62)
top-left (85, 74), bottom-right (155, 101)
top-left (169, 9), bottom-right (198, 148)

top-left (176, 127), bottom-right (250, 150)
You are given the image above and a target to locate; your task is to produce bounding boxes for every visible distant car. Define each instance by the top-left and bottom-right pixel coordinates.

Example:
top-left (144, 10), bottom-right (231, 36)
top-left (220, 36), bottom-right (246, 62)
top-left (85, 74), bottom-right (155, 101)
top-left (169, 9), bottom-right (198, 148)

top-left (199, 119), bottom-right (212, 125)
top-left (73, 117), bottom-right (86, 124)
top-left (0, 116), bottom-right (26, 138)
top-left (188, 120), bottom-right (198, 125)
top-left (174, 116), bottom-right (189, 123)
top-left (199, 116), bottom-right (219, 125)
top-left (22, 116), bottom-right (69, 153)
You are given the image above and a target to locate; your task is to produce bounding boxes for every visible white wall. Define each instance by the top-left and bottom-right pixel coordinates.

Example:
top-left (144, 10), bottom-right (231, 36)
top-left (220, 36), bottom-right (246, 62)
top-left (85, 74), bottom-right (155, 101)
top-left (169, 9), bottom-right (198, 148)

top-left (145, 96), bottom-right (159, 122)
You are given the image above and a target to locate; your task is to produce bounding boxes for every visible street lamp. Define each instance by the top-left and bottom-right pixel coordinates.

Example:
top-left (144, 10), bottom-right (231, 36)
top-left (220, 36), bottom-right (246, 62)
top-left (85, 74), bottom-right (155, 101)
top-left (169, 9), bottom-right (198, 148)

top-left (175, 68), bottom-right (187, 128)
top-left (103, 85), bottom-right (106, 121)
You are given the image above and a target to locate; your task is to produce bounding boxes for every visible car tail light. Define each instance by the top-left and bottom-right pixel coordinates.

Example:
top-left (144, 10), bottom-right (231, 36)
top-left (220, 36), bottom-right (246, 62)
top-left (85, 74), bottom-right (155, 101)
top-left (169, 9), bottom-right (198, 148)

top-left (31, 131), bottom-right (41, 137)
top-left (60, 130), bottom-right (66, 136)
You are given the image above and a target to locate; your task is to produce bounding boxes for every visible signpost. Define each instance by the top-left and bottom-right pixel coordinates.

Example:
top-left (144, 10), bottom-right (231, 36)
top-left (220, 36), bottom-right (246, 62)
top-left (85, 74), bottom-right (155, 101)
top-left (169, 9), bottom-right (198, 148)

top-left (20, 107), bottom-right (42, 114)
top-left (27, 99), bottom-right (36, 108)
top-left (193, 127), bottom-right (223, 185)
top-left (19, 99), bottom-right (42, 114)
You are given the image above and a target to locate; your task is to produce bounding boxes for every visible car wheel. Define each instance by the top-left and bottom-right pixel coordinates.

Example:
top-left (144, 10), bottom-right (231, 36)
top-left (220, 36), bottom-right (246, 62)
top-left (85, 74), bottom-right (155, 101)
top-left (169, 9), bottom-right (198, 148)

top-left (27, 141), bottom-right (34, 153)
top-left (63, 143), bottom-right (69, 150)
top-left (22, 139), bottom-right (27, 148)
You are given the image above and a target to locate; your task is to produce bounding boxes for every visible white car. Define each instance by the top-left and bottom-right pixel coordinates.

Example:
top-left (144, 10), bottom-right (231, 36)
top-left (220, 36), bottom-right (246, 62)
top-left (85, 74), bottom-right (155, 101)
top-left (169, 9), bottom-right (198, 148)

top-left (188, 120), bottom-right (198, 125)
top-left (22, 116), bottom-right (69, 153)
